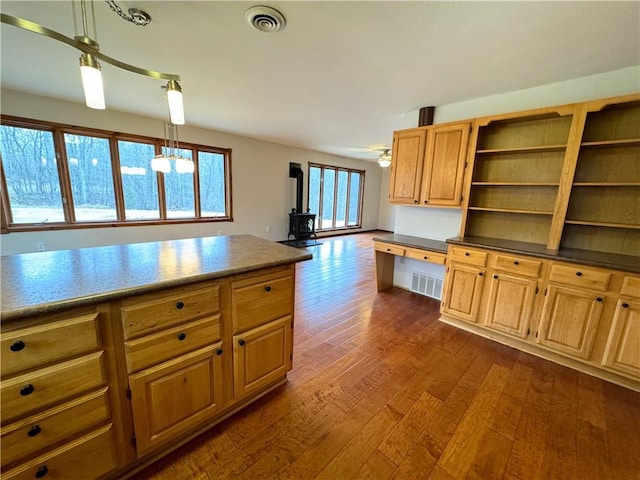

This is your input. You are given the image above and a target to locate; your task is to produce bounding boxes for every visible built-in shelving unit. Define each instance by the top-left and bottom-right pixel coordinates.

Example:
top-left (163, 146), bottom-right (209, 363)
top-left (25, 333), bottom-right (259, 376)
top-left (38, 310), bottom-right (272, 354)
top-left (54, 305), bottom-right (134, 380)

top-left (560, 99), bottom-right (640, 257)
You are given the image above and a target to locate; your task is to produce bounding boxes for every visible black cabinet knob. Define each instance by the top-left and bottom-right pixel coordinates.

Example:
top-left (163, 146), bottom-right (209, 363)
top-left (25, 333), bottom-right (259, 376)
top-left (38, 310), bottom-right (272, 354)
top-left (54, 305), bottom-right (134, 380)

top-left (493, 275), bottom-right (498, 279)
top-left (28, 425), bottom-right (42, 437)
top-left (576, 272), bottom-right (583, 277)
top-left (35, 466), bottom-right (48, 478)
top-left (423, 256), bottom-right (428, 260)
top-left (215, 348), bottom-right (223, 356)
top-left (413, 200), bottom-right (418, 203)
top-left (177, 333), bottom-right (186, 341)
top-left (264, 286), bottom-right (272, 292)
top-left (176, 301), bottom-right (185, 309)
top-left (596, 297), bottom-right (603, 303)
top-left (20, 384), bottom-right (35, 396)
top-left (622, 303), bottom-right (630, 308)
top-left (513, 261), bottom-right (519, 265)
top-left (424, 200), bottom-right (428, 204)
top-left (10, 340), bottom-right (25, 352)
top-left (465, 252), bottom-right (470, 256)
top-left (238, 339), bottom-right (246, 346)
top-left (386, 248), bottom-right (391, 252)
top-left (479, 272), bottom-right (484, 276)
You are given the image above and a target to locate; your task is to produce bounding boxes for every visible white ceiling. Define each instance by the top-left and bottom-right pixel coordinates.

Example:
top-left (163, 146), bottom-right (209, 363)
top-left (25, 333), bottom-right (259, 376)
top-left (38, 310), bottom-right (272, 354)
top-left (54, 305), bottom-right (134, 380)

top-left (1, 1), bottom-right (639, 161)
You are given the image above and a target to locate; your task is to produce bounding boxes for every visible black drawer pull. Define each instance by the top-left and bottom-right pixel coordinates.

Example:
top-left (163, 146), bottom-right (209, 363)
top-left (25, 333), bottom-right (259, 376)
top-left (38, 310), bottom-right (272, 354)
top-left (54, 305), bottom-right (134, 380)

top-left (264, 286), bottom-right (272, 292)
top-left (513, 261), bottom-right (519, 265)
top-left (216, 348), bottom-right (223, 356)
top-left (28, 425), bottom-right (42, 437)
top-left (386, 248), bottom-right (391, 252)
top-left (465, 252), bottom-right (470, 256)
top-left (596, 297), bottom-right (603, 303)
top-left (622, 303), bottom-right (630, 308)
top-left (177, 333), bottom-right (186, 341)
top-left (493, 275), bottom-right (498, 279)
top-left (576, 272), bottom-right (583, 277)
top-left (35, 466), bottom-right (48, 478)
top-left (478, 272), bottom-right (484, 276)
top-left (20, 384), bottom-right (35, 396)
top-left (10, 340), bottom-right (26, 352)
top-left (423, 256), bottom-right (428, 260)
top-left (238, 339), bottom-right (246, 346)
top-left (413, 200), bottom-right (418, 203)
top-left (176, 301), bottom-right (185, 309)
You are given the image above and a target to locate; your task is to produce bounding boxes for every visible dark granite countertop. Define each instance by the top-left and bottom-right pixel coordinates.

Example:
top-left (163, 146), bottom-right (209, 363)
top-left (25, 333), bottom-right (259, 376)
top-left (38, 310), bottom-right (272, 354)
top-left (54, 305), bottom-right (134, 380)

top-left (447, 236), bottom-right (640, 274)
top-left (372, 233), bottom-right (448, 254)
top-left (1, 235), bottom-right (312, 323)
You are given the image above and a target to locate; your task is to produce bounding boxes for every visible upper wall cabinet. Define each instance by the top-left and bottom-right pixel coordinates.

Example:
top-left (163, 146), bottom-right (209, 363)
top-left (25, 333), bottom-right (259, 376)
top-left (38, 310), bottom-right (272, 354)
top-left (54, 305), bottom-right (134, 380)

top-left (389, 121), bottom-right (471, 208)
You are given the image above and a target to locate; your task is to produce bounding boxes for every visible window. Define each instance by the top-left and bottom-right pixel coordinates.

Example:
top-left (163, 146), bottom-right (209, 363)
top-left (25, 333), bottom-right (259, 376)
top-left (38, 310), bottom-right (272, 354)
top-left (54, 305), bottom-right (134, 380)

top-left (0, 117), bottom-right (232, 232)
top-left (307, 163), bottom-right (364, 231)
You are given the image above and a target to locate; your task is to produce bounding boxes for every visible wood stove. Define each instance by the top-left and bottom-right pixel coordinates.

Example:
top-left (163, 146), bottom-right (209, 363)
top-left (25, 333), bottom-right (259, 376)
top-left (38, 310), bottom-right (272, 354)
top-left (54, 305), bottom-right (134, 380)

top-left (288, 163), bottom-right (317, 246)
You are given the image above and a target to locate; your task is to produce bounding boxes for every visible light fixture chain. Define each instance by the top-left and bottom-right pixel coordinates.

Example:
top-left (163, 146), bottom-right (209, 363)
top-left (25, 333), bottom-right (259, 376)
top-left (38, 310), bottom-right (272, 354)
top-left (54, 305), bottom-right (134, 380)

top-left (104, 0), bottom-right (151, 26)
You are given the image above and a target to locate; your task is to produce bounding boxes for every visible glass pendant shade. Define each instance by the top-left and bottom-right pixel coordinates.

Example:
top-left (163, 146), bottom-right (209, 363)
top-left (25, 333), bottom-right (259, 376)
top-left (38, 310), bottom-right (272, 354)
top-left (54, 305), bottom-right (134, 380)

top-left (166, 80), bottom-right (185, 125)
top-left (79, 53), bottom-right (105, 109)
top-left (175, 157), bottom-right (195, 174)
top-left (151, 155), bottom-right (171, 173)
top-left (378, 149), bottom-right (392, 168)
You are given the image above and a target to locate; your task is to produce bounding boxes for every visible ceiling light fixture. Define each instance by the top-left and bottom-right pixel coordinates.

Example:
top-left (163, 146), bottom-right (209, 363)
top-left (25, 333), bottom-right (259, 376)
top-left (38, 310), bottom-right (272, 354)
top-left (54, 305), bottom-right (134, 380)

top-left (378, 149), bottom-right (392, 168)
top-left (151, 121), bottom-right (194, 174)
top-left (1, 1), bottom-right (185, 121)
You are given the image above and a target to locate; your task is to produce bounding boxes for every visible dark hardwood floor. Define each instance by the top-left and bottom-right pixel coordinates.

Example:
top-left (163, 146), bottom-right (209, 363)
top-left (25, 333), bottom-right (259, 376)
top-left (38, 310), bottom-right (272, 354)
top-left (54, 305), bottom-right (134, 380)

top-left (133, 232), bottom-right (640, 480)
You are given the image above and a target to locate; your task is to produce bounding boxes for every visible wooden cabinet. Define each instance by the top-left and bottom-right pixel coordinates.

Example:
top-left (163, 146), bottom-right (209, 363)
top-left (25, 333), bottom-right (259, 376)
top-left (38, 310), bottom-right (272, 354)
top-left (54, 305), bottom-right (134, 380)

top-left (129, 344), bottom-right (224, 455)
top-left (483, 272), bottom-right (537, 339)
top-left (420, 122), bottom-right (470, 207)
top-left (231, 268), bottom-right (295, 400)
top-left (389, 122), bottom-right (470, 207)
top-left (233, 317), bottom-right (292, 399)
top-left (0, 308), bottom-right (119, 478)
top-left (442, 262), bottom-right (485, 323)
top-left (389, 128), bottom-right (426, 204)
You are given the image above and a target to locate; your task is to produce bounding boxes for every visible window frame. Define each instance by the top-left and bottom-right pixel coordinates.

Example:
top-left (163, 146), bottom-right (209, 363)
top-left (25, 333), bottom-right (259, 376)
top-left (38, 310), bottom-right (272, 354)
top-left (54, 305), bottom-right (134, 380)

top-left (307, 162), bottom-right (365, 232)
top-left (0, 115), bottom-right (233, 233)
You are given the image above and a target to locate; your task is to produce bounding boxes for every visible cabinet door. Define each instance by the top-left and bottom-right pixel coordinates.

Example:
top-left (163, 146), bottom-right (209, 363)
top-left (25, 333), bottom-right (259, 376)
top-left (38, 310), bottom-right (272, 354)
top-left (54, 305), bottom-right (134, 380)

top-left (483, 273), bottom-right (537, 338)
top-left (537, 285), bottom-right (605, 359)
top-left (420, 122), bottom-right (470, 207)
top-left (129, 344), bottom-right (223, 456)
top-left (233, 316), bottom-right (292, 399)
top-left (389, 128), bottom-right (427, 205)
top-left (441, 263), bottom-right (485, 323)
top-left (602, 298), bottom-right (640, 378)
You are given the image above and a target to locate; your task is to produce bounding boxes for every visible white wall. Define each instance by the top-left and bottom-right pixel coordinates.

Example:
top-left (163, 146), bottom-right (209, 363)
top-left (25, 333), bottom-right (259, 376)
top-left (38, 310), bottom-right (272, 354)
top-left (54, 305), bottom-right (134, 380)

top-left (391, 66), bottom-right (640, 289)
top-left (0, 89), bottom-right (382, 255)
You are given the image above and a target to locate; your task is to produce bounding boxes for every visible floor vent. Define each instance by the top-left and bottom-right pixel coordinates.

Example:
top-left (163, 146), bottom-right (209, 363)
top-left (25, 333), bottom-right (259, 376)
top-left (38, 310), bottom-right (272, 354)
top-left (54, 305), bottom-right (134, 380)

top-left (410, 272), bottom-right (443, 300)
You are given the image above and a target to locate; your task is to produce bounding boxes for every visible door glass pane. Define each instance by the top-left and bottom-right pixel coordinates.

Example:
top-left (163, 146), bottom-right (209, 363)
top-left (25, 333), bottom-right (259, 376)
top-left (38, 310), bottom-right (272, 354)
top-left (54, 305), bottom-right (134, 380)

top-left (335, 170), bottom-right (348, 227)
top-left (348, 173), bottom-right (361, 225)
top-left (64, 133), bottom-right (116, 221)
top-left (308, 166), bottom-right (321, 228)
top-left (163, 147), bottom-right (195, 218)
top-left (0, 125), bottom-right (64, 223)
top-left (118, 140), bottom-right (159, 220)
top-left (198, 151), bottom-right (226, 217)
top-left (321, 168), bottom-right (335, 229)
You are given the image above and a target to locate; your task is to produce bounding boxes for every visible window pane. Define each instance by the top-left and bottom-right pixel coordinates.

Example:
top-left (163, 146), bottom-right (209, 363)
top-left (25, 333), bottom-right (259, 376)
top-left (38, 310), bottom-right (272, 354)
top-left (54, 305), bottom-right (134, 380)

top-left (348, 173), bottom-right (361, 225)
top-left (321, 168), bottom-right (335, 229)
top-left (118, 140), bottom-right (159, 220)
top-left (163, 147), bottom-right (195, 218)
top-left (308, 166), bottom-right (321, 227)
top-left (0, 125), bottom-right (64, 224)
top-left (64, 133), bottom-right (116, 221)
top-left (335, 170), bottom-right (348, 227)
top-left (198, 151), bottom-right (226, 217)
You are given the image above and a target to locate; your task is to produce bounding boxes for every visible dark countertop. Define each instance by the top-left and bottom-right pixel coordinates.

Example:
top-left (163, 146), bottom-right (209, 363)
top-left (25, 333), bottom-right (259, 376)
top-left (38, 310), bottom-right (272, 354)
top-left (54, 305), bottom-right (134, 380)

top-left (372, 233), bottom-right (448, 254)
top-left (447, 236), bottom-right (640, 274)
top-left (1, 235), bottom-right (312, 323)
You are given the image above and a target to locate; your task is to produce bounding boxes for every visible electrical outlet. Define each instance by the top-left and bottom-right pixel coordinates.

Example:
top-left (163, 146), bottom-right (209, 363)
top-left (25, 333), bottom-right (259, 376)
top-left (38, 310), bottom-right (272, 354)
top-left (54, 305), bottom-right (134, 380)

top-left (36, 242), bottom-right (45, 252)
top-left (217, 230), bottom-right (223, 236)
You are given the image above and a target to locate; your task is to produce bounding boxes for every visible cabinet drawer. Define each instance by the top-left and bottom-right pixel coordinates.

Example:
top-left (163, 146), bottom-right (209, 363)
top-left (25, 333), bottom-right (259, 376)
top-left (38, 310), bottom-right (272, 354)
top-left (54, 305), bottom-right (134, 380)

top-left (125, 315), bottom-right (221, 372)
top-left (493, 254), bottom-right (542, 278)
top-left (232, 273), bottom-right (293, 333)
top-left (549, 264), bottom-right (611, 292)
top-left (620, 276), bottom-right (640, 298)
top-left (449, 247), bottom-right (488, 267)
top-left (2, 424), bottom-right (117, 480)
top-left (122, 284), bottom-right (220, 339)
top-left (1, 388), bottom-right (109, 468)
top-left (374, 242), bottom-right (405, 256)
top-left (1, 313), bottom-right (100, 377)
top-left (405, 248), bottom-right (447, 265)
top-left (1, 352), bottom-right (105, 423)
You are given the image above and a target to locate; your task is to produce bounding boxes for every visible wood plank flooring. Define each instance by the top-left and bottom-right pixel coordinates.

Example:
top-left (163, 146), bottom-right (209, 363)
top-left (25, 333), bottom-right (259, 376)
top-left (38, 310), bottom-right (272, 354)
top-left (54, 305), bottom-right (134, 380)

top-left (132, 232), bottom-right (640, 480)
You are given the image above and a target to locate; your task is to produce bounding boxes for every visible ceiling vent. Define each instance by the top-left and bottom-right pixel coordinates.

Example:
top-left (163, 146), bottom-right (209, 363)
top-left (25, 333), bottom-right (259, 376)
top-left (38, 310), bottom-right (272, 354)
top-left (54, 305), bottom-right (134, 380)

top-left (245, 6), bottom-right (286, 32)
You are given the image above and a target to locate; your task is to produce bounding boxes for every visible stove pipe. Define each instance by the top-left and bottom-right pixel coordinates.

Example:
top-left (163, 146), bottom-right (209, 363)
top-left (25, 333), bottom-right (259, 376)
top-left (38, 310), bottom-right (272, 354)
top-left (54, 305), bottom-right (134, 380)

top-left (289, 162), bottom-right (303, 214)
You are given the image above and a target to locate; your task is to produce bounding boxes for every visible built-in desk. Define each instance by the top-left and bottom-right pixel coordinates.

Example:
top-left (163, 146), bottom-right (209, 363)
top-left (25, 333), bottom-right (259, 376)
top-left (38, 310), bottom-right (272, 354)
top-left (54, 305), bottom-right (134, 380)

top-left (373, 234), bottom-right (448, 292)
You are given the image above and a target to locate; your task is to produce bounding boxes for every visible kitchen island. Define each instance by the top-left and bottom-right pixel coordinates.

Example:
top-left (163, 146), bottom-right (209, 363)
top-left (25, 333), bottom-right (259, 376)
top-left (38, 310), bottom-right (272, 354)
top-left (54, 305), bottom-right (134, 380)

top-left (0, 235), bottom-right (311, 479)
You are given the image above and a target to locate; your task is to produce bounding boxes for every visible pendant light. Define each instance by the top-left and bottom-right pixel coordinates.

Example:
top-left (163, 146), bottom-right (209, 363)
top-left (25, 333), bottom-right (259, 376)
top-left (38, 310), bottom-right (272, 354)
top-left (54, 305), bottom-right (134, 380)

top-left (378, 149), bottom-right (392, 168)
